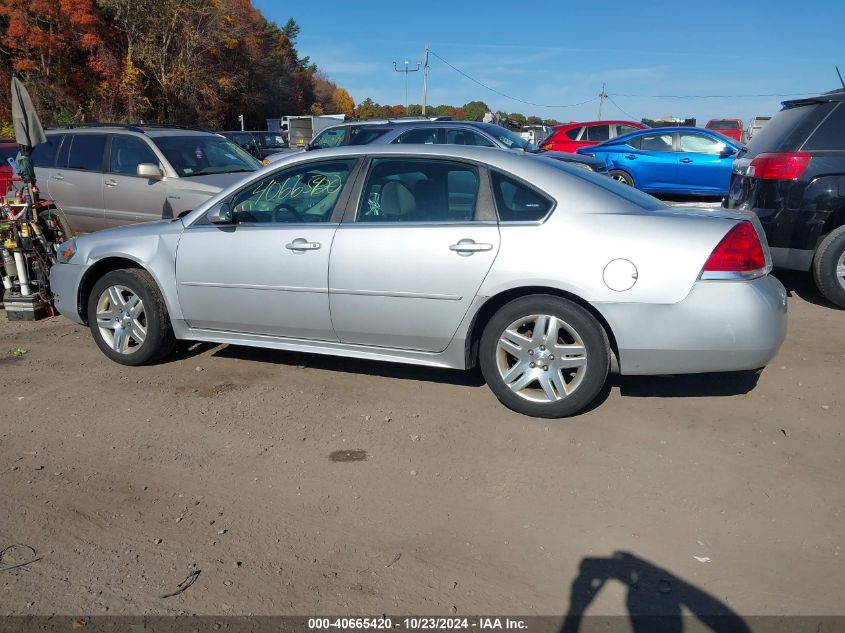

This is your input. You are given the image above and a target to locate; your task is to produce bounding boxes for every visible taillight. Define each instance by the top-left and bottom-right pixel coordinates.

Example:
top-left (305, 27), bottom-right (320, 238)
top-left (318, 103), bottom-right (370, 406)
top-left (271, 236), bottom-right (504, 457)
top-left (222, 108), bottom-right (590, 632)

top-left (747, 152), bottom-right (810, 180)
top-left (702, 221), bottom-right (766, 273)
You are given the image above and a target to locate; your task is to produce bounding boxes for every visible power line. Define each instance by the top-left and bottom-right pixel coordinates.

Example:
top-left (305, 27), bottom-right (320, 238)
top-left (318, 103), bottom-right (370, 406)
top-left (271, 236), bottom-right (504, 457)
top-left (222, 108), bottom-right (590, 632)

top-left (429, 50), bottom-right (598, 109)
top-left (610, 92), bottom-right (813, 99)
top-left (606, 95), bottom-right (637, 120)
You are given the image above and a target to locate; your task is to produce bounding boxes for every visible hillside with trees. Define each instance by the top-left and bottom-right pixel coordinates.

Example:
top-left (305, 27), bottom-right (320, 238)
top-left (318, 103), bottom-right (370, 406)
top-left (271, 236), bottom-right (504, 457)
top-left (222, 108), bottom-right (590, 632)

top-left (0, 0), bottom-right (352, 131)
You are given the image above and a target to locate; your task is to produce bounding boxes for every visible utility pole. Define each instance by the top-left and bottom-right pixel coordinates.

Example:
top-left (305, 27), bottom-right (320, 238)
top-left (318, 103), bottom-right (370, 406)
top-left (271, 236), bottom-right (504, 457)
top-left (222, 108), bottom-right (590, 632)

top-left (422, 45), bottom-right (429, 116)
top-left (597, 83), bottom-right (607, 120)
top-left (393, 60), bottom-right (421, 115)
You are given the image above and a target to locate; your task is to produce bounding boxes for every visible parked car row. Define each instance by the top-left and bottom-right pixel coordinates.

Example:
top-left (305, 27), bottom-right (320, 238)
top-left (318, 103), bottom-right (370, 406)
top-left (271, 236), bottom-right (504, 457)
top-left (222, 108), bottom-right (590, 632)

top-left (218, 130), bottom-right (291, 160)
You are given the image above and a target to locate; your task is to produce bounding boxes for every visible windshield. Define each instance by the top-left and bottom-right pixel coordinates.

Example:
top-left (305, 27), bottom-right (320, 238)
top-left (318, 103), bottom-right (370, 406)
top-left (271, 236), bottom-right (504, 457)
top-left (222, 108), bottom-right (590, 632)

top-left (484, 125), bottom-right (538, 152)
top-left (152, 136), bottom-right (261, 177)
top-left (252, 132), bottom-right (286, 148)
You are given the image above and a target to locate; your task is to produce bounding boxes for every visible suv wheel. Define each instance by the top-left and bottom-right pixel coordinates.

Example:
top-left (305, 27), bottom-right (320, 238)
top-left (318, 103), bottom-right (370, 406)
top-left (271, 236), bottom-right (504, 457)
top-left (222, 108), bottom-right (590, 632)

top-left (87, 269), bottom-right (176, 365)
top-left (812, 225), bottom-right (845, 309)
top-left (479, 295), bottom-right (610, 418)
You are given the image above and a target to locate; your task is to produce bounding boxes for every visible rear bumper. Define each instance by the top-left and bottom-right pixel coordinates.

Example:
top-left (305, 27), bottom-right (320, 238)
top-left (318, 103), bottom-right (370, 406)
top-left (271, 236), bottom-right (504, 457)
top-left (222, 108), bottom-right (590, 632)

top-left (49, 262), bottom-right (86, 325)
top-left (598, 275), bottom-right (787, 375)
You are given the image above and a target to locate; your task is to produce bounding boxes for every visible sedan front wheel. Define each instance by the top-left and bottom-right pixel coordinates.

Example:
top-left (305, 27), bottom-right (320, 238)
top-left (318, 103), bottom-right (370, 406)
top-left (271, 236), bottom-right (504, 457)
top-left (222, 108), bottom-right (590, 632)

top-left (479, 295), bottom-right (610, 418)
top-left (87, 269), bottom-right (175, 365)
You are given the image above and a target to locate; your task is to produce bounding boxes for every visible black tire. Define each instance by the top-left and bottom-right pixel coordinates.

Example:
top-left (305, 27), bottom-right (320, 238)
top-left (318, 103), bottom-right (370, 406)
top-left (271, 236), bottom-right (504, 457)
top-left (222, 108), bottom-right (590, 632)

top-left (87, 268), bottom-right (175, 365)
top-left (609, 169), bottom-right (634, 187)
top-left (479, 295), bottom-right (610, 418)
top-left (812, 225), bottom-right (845, 309)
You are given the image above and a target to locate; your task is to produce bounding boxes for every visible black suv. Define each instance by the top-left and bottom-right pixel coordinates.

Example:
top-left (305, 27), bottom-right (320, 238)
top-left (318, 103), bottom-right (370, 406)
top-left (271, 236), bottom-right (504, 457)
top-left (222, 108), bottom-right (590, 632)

top-left (726, 90), bottom-right (845, 307)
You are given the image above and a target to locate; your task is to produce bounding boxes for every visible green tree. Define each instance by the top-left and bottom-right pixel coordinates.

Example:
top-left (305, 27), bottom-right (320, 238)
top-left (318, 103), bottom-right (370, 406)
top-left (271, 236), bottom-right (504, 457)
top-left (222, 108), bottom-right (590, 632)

top-left (461, 100), bottom-right (490, 121)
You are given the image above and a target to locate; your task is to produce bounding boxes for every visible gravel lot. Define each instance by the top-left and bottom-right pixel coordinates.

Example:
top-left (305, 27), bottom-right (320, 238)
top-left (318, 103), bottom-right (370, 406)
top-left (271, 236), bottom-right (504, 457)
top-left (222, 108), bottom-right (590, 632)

top-left (0, 268), bottom-right (842, 622)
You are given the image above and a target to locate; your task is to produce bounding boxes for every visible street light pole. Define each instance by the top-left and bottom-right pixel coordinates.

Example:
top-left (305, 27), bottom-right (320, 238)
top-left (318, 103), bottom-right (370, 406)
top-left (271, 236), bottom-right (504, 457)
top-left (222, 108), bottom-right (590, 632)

top-left (422, 45), bottom-right (429, 116)
top-left (393, 60), bottom-right (421, 115)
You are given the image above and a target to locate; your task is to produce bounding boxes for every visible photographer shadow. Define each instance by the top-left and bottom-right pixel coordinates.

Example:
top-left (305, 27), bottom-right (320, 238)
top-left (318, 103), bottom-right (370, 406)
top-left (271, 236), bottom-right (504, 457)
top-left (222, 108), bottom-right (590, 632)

top-left (561, 551), bottom-right (750, 633)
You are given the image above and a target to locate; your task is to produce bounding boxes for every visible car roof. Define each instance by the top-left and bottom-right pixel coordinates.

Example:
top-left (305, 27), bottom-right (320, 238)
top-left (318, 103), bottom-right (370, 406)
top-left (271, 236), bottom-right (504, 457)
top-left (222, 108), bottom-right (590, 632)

top-left (597, 126), bottom-right (741, 146)
top-left (556, 120), bottom-right (641, 129)
top-left (45, 126), bottom-right (220, 138)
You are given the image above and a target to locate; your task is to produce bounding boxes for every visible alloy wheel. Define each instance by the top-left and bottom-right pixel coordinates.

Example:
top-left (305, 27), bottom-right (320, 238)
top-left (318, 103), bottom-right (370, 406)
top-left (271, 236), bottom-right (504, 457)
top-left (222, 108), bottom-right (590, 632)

top-left (95, 285), bottom-right (147, 354)
top-left (496, 314), bottom-right (588, 403)
top-left (837, 251), bottom-right (845, 291)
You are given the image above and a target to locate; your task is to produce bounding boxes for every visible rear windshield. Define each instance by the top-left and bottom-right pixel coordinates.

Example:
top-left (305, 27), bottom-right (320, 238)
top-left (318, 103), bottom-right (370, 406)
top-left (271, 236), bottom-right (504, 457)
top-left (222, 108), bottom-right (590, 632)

top-left (801, 102), bottom-right (845, 151)
top-left (535, 155), bottom-right (666, 210)
top-left (151, 136), bottom-right (261, 177)
top-left (743, 102), bottom-right (829, 155)
top-left (707, 120), bottom-right (740, 130)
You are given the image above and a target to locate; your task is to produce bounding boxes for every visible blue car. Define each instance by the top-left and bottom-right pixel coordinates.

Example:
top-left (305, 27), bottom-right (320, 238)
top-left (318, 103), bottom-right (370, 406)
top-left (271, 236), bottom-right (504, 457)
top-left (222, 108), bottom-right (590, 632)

top-left (577, 127), bottom-right (741, 196)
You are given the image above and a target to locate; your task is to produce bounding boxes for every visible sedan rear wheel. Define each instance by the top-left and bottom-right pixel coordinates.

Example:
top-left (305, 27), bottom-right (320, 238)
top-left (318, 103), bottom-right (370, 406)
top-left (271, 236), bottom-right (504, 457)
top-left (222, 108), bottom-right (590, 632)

top-left (87, 269), bottom-right (175, 365)
top-left (480, 295), bottom-right (610, 418)
top-left (609, 170), bottom-right (634, 187)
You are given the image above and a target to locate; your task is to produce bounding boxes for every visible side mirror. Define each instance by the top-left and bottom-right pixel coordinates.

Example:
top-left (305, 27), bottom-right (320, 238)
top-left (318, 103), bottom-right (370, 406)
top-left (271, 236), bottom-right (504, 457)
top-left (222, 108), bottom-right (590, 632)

top-left (719, 146), bottom-right (737, 158)
top-left (137, 163), bottom-right (164, 180)
top-left (207, 202), bottom-right (234, 224)
top-left (304, 143), bottom-right (314, 151)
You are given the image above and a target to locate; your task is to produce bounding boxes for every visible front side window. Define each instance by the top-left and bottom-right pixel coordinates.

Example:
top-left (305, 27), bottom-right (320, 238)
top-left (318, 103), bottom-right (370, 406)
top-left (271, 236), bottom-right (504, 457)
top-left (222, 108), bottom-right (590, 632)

top-left (492, 172), bottom-right (552, 222)
top-left (640, 133), bottom-right (674, 152)
top-left (110, 135), bottom-right (159, 175)
top-left (311, 127), bottom-right (347, 149)
top-left (230, 159), bottom-right (357, 224)
top-left (679, 133), bottom-right (726, 154)
top-left (32, 135), bottom-right (64, 167)
top-left (151, 135), bottom-right (260, 177)
top-left (586, 125), bottom-right (611, 142)
top-left (392, 128), bottom-right (439, 145)
top-left (445, 129), bottom-right (496, 147)
top-left (357, 159), bottom-right (479, 223)
top-left (67, 134), bottom-right (107, 171)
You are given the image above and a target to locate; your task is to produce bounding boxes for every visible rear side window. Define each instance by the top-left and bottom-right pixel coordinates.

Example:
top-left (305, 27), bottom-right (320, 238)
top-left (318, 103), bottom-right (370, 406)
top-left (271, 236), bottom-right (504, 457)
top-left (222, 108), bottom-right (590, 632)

top-left (492, 172), bottom-right (552, 222)
top-left (67, 134), bottom-right (107, 171)
top-left (640, 133), bottom-right (674, 152)
top-left (586, 125), bottom-right (610, 142)
top-left (565, 127), bottom-right (582, 140)
top-left (357, 158), bottom-right (479, 223)
top-left (392, 128), bottom-right (438, 144)
top-left (32, 135), bottom-right (64, 167)
top-left (445, 129), bottom-right (496, 147)
top-left (349, 127), bottom-right (390, 145)
top-left (801, 103), bottom-right (845, 151)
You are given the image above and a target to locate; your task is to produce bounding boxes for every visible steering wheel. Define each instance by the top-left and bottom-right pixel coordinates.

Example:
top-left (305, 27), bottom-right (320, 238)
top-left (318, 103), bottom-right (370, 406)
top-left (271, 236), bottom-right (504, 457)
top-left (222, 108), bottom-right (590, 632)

top-left (272, 203), bottom-right (304, 223)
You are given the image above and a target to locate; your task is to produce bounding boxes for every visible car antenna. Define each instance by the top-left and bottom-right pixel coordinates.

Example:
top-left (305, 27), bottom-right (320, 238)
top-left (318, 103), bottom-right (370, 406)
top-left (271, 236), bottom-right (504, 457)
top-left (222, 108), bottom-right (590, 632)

top-left (836, 65), bottom-right (845, 90)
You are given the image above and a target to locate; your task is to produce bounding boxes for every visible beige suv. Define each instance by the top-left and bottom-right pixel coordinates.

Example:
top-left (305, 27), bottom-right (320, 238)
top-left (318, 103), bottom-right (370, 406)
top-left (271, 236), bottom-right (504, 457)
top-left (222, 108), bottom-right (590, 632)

top-left (33, 125), bottom-right (262, 233)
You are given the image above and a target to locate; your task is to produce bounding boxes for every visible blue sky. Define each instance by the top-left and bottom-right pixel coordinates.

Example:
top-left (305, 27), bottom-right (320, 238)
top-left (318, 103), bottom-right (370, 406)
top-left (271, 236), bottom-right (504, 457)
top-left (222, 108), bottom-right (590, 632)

top-left (253, 0), bottom-right (844, 124)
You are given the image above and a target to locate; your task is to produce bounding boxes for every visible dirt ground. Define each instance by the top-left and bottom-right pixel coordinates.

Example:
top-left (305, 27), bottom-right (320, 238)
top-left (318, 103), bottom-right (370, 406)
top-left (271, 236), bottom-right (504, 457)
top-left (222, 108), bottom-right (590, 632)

top-left (0, 269), bottom-right (842, 621)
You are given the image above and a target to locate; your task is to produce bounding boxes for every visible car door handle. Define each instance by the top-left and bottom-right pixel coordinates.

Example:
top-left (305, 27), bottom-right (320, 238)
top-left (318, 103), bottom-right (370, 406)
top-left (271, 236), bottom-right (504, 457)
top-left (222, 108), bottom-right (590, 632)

top-left (679, 158), bottom-right (693, 163)
top-left (624, 154), bottom-right (637, 160)
top-left (450, 239), bottom-right (493, 255)
top-left (105, 179), bottom-right (118, 187)
top-left (52, 174), bottom-right (64, 180)
top-left (285, 238), bottom-right (321, 252)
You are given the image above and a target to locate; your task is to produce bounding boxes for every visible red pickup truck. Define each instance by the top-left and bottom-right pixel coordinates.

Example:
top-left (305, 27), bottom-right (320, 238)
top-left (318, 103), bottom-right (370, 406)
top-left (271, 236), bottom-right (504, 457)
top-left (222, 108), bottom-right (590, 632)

top-left (704, 119), bottom-right (744, 143)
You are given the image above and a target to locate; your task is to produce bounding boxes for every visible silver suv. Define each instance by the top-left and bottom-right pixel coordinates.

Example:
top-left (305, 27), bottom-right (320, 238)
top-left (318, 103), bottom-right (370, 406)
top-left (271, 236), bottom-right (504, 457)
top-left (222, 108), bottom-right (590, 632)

top-left (32, 124), bottom-right (262, 233)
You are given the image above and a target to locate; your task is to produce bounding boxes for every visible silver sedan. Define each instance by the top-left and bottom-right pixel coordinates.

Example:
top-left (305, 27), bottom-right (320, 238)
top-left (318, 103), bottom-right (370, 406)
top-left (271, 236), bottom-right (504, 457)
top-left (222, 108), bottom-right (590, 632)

top-left (49, 145), bottom-right (787, 417)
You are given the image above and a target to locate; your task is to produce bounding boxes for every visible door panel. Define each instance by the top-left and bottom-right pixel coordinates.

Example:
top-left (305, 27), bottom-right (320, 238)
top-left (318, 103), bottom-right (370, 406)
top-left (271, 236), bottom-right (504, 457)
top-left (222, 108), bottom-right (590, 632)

top-left (329, 224), bottom-right (500, 352)
top-left (676, 133), bottom-right (731, 193)
top-left (103, 134), bottom-right (170, 227)
top-left (47, 171), bottom-right (104, 233)
top-left (176, 224), bottom-right (338, 339)
top-left (623, 132), bottom-right (677, 189)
